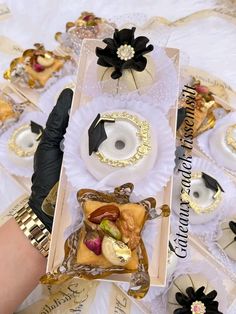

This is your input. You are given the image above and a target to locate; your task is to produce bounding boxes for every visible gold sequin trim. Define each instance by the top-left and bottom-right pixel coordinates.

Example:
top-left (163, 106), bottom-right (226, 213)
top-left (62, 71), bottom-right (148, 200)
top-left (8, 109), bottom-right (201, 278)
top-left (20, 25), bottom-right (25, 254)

top-left (95, 112), bottom-right (151, 167)
top-left (8, 124), bottom-right (40, 157)
top-left (226, 124), bottom-right (236, 153)
top-left (181, 172), bottom-right (222, 214)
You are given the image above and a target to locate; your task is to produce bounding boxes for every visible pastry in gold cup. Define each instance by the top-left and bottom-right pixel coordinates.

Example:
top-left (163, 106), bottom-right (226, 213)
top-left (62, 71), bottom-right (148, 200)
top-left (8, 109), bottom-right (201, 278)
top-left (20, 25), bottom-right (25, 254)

top-left (55, 12), bottom-right (115, 55)
top-left (4, 43), bottom-right (70, 89)
top-left (0, 91), bottom-right (23, 133)
top-left (178, 79), bottom-right (229, 138)
top-left (42, 183), bottom-right (158, 299)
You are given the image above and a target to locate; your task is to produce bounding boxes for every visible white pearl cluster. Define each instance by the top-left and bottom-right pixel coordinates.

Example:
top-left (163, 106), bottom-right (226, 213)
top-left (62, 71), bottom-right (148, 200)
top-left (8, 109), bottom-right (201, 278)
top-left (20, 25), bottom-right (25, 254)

top-left (116, 44), bottom-right (135, 61)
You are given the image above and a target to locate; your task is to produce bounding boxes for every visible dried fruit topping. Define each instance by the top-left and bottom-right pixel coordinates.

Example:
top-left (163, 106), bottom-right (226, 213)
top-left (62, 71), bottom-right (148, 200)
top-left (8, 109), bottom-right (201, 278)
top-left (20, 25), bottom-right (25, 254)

top-left (88, 204), bottom-right (120, 224)
top-left (84, 230), bottom-right (102, 255)
top-left (100, 219), bottom-right (121, 240)
top-left (102, 236), bottom-right (131, 266)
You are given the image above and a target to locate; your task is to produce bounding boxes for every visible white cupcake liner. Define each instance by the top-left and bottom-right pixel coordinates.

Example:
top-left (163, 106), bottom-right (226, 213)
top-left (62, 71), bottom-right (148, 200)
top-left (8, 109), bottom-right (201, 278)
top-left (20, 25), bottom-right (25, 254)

top-left (38, 75), bottom-right (75, 114)
top-left (197, 112), bottom-right (236, 176)
top-left (82, 46), bottom-right (178, 115)
top-left (0, 111), bottom-right (47, 178)
top-left (172, 156), bottom-right (236, 238)
top-left (64, 95), bottom-right (175, 196)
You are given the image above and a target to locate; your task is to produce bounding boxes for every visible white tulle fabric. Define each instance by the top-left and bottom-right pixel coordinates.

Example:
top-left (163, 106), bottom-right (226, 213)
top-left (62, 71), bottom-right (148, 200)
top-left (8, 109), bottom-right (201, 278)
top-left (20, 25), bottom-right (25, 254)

top-left (38, 75), bottom-right (75, 114)
top-left (63, 95), bottom-right (175, 195)
top-left (0, 111), bottom-right (47, 177)
top-left (172, 157), bottom-right (236, 239)
top-left (83, 46), bottom-right (178, 115)
top-left (197, 111), bottom-right (236, 176)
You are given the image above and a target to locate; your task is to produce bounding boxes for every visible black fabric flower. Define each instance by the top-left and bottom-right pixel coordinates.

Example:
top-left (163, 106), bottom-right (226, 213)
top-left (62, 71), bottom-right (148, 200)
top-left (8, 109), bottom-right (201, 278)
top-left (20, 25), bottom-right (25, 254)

top-left (174, 286), bottom-right (222, 314)
top-left (96, 27), bottom-right (154, 79)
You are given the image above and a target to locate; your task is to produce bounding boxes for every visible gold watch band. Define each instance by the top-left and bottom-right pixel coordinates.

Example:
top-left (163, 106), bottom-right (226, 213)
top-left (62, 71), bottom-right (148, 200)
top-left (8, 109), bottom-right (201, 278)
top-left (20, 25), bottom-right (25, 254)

top-left (13, 198), bottom-right (50, 257)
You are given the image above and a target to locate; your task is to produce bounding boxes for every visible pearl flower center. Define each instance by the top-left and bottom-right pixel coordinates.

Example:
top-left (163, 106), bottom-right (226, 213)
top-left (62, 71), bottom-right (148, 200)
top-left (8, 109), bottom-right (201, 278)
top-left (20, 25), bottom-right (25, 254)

top-left (116, 44), bottom-right (135, 61)
top-left (191, 301), bottom-right (206, 314)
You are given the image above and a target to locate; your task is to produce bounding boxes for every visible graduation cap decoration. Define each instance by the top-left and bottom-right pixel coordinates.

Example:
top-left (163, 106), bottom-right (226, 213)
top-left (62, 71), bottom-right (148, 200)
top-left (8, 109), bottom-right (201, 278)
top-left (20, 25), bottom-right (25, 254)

top-left (176, 107), bottom-right (186, 130)
top-left (88, 113), bottom-right (115, 155)
top-left (202, 172), bottom-right (224, 193)
top-left (229, 221), bottom-right (236, 240)
top-left (30, 120), bottom-right (44, 141)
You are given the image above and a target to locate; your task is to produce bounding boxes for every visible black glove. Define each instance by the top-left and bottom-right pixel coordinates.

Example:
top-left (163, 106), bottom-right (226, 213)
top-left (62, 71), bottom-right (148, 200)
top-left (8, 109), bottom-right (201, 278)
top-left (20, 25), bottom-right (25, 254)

top-left (29, 88), bottom-right (73, 232)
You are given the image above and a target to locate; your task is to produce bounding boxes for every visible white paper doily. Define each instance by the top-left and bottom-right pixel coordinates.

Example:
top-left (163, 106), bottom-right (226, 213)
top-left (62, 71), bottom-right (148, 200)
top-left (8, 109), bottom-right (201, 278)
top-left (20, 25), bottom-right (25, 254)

top-left (0, 111), bottom-right (47, 178)
top-left (64, 95), bottom-right (175, 196)
top-left (172, 156), bottom-right (236, 238)
top-left (197, 112), bottom-right (236, 175)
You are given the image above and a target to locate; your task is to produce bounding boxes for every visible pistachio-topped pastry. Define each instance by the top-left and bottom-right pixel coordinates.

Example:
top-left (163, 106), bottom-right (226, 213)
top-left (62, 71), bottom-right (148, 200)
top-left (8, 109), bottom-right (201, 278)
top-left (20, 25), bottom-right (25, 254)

top-left (55, 11), bottom-right (115, 51)
top-left (178, 79), bottom-right (228, 138)
top-left (0, 92), bottom-right (22, 133)
top-left (96, 27), bottom-right (155, 94)
top-left (75, 183), bottom-right (156, 274)
top-left (4, 43), bottom-right (70, 88)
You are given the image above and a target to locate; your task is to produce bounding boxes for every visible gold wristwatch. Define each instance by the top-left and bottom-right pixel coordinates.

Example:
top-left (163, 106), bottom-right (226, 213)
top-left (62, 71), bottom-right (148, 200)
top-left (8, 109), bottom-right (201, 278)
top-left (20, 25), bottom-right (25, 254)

top-left (13, 197), bottom-right (50, 257)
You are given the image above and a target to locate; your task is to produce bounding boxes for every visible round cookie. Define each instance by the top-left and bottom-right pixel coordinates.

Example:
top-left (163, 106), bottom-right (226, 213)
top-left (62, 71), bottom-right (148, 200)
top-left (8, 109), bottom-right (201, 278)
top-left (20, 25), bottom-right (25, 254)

top-left (217, 217), bottom-right (236, 261)
top-left (209, 123), bottom-right (236, 172)
top-left (8, 123), bottom-right (41, 168)
top-left (173, 172), bottom-right (223, 225)
top-left (80, 110), bottom-right (157, 186)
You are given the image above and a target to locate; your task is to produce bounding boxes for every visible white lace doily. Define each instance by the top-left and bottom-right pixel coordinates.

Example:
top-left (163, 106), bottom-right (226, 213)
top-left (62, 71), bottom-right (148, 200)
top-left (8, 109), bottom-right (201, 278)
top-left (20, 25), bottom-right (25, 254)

top-left (0, 111), bottom-right (47, 178)
top-left (64, 95), bottom-right (175, 196)
top-left (172, 157), bottom-right (236, 238)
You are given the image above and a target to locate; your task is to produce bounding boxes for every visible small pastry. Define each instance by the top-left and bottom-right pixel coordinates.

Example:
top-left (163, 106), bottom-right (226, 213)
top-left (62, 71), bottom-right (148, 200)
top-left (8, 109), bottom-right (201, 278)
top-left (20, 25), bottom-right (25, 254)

top-left (217, 217), bottom-right (236, 261)
top-left (96, 27), bottom-right (155, 94)
top-left (167, 273), bottom-right (223, 314)
top-left (209, 123), bottom-right (236, 172)
top-left (80, 110), bottom-right (157, 185)
top-left (178, 79), bottom-right (229, 138)
top-left (173, 171), bottom-right (224, 225)
top-left (4, 44), bottom-right (70, 89)
top-left (0, 92), bottom-right (23, 133)
top-left (76, 183), bottom-right (156, 273)
top-left (55, 12), bottom-right (115, 55)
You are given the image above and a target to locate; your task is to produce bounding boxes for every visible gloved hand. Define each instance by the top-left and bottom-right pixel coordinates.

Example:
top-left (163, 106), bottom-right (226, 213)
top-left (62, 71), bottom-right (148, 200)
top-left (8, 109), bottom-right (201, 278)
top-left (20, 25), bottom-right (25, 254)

top-left (28, 88), bottom-right (73, 232)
